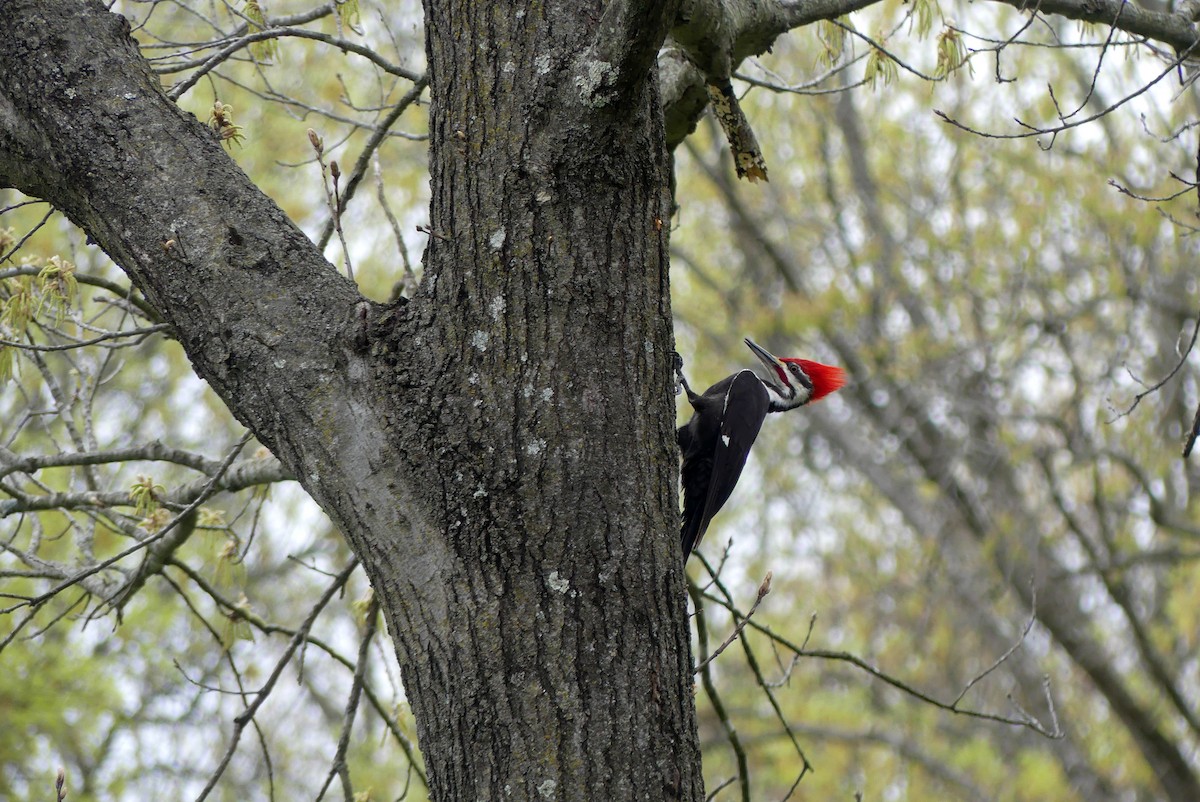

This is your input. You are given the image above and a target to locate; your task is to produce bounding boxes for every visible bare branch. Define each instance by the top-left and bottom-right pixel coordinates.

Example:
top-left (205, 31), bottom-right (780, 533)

top-left (952, 587), bottom-right (1039, 707)
top-left (0, 323), bottom-right (169, 352)
top-left (688, 580), bottom-right (755, 802)
top-left (936, 43), bottom-right (1194, 142)
top-left (705, 776), bottom-right (737, 802)
top-left (168, 558), bottom-right (428, 790)
top-left (698, 560), bottom-right (814, 785)
top-left (988, 0), bottom-right (1200, 54)
top-left (195, 558), bottom-right (359, 802)
top-left (1185, 402), bottom-right (1200, 457)
top-left (0, 441), bottom-right (222, 482)
top-left (0, 453), bottom-right (291, 517)
top-left (165, 27), bottom-right (421, 101)
top-left (699, 588), bottom-right (1063, 738)
top-left (316, 77), bottom-right (428, 250)
top-left (693, 570), bottom-right (772, 673)
top-left (315, 594), bottom-right (379, 802)
top-left (1109, 311), bottom-right (1200, 422)
top-left (0, 432), bottom-right (260, 615)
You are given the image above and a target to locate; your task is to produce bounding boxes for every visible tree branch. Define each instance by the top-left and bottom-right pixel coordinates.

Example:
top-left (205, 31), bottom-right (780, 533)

top-left (163, 27), bottom-right (421, 100)
top-left (0, 441), bottom-right (222, 482)
top-left (663, 0), bottom-right (884, 146)
top-left (0, 0), bottom-right (370, 489)
top-left (315, 594), bottom-right (379, 802)
top-left (0, 455), bottom-right (290, 517)
top-left (575, 0), bottom-right (681, 108)
top-left (168, 559), bottom-right (428, 790)
top-left (315, 76), bottom-right (429, 250)
top-left (693, 570), bottom-right (772, 673)
top-left (993, 0), bottom-right (1199, 52)
top-left (699, 588), bottom-right (1063, 738)
top-left (195, 559), bottom-right (359, 802)
top-left (0, 431), bottom-right (261, 623)
top-left (688, 580), bottom-right (753, 802)
top-left (661, 0), bottom-right (1200, 149)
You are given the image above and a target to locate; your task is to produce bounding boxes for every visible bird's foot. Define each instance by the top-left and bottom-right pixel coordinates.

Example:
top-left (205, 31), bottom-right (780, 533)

top-left (671, 351), bottom-right (685, 396)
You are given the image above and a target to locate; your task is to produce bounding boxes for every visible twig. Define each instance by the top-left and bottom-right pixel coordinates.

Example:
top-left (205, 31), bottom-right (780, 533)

top-left (705, 776), bottom-right (737, 801)
top-left (316, 77), bottom-right (429, 251)
top-left (699, 559), bottom-right (814, 786)
top-left (694, 571), bottom-right (772, 673)
top-left (698, 588), bottom-right (1063, 738)
top-left (1107, 177), bottom-right (1196, 204)
top-left (0, 432), bottom-right (254, 615)
top-left (415, 224), bottom-right (450, 241)
top-left (167, 559), bottom-right (428, 790)
top-left (952, 586), bottom-right (1039, 707)
top-left (315, 594), bottom-right (379, 802)
top-left (372, 153), bottom-right (417, 297)
top-left (830, 17), bottom-right (941, 83)
top-left (0, 209), bottom-right (55, 264)
top-left (0, 323), bottom-right (170, 352)
top-left (1183, 402), bottom-right (1200, 457)
top-left (935, 37), bottom-right (1198, 143)
top-left (0, 198), bottom-right (47, 216)
top-left (1109, 311), bottom-right (1200, 423)
top-left (195, 559), bottom-right (359, 802)
top-left (160, 570), bottom-right (275, 800)
top-left (689, 580), bottom-right (752, 802)
top-left (309, 130), bottom-right (354, 283)
top-left (166, 25), bottom-right (420, 100)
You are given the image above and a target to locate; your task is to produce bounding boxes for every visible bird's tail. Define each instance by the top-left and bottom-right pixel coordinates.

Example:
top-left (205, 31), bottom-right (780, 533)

top-left (680, 509), bottom-right (707, 559)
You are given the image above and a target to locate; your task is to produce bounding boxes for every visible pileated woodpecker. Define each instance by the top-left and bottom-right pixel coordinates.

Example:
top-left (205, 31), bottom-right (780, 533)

top-left (675, 338), bottom-right (845, 558)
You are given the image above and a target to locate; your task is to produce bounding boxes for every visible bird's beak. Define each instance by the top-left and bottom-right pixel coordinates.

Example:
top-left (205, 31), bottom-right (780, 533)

top-left (744, 338), bottom-right (788, 391)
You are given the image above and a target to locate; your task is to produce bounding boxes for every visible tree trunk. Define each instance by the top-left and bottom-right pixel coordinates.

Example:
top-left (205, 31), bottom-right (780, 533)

top-left (374, 1), bottom-right (701, 797)
top-left (0, 0), bottom-right (703, 799)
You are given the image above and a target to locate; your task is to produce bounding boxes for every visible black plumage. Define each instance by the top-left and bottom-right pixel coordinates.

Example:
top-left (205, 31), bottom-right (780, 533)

top-left (674, 339), bottom-right (846, 559)
top-left (677, 369), bottom-right (769, 558)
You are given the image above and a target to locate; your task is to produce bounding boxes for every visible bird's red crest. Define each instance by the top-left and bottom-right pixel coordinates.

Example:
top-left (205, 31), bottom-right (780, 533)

top-left (785, 358), bottom-right (846, 402)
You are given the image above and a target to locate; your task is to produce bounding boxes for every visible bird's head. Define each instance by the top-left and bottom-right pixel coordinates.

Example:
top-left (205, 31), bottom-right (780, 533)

top-left (744, 338), bottom-right (846, 411)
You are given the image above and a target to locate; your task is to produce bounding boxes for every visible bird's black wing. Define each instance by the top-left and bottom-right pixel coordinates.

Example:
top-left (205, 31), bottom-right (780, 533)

top-left (681, 370), bottom-right (769, 556)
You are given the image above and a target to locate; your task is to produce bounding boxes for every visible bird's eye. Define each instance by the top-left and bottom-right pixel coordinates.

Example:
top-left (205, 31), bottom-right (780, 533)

top-left (790, 364), bottom-right (813, 390)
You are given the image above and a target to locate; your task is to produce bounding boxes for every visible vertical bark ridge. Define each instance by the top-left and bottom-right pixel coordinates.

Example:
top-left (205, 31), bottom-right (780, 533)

top-left (0, 0), bottom-right (701, 798)
top-left (370, 0), bottom-right (701, 799)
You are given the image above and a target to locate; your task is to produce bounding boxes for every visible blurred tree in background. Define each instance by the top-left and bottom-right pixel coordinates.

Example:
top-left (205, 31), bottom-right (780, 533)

top-left (676, 21), bottom-right (1200, 799)
top-left (3, 0), bottom-right (1200, 800)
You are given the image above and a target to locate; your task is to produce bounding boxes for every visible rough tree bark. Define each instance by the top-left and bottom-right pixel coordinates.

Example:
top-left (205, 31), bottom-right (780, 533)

top-left (0, 0), bottom-right (700, 799)
top-left (7, 0), bottom-right (1200, 798)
